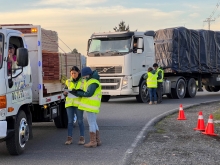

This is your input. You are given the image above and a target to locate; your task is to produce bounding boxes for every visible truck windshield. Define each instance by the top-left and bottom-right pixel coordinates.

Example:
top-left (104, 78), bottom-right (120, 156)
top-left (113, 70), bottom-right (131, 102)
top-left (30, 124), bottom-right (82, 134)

top-left (0, 34), bottom-right (3, 68)
top-left (88, 37), bottom-right (131, 56)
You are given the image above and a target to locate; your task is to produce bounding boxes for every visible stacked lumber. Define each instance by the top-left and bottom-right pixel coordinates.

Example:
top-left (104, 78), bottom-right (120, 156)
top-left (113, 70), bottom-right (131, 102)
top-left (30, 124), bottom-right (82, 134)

top-left (41, 28), bottom-right (60, 96)
top-left (43, 80), bottom-right (62, 94)
top-left (42, 52), bottom-right (60, 80)
top-left (59, 53), bottom-right (81, 79)
top-left (41, 29), bottom-right (58, 53)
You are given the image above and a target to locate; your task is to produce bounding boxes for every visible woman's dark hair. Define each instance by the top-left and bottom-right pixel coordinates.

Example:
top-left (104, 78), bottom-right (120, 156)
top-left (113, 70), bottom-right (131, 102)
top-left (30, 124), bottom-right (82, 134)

top-left (148, 67), bottom-right (153, 72)
top-left (70, 66), bottom-right (80, 72)
top-left (153, 63), bottom-right (158, 67)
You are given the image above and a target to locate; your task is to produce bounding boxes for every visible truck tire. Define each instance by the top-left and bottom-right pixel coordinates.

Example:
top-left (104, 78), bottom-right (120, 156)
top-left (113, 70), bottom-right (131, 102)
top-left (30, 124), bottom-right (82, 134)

top-left (209, 86), bottom-right (220, 92)
top-left (136, 80), bottom-right (149, 103)
top-left (101, 95), bottom-right (110, 102)
top-left (6, 110), bottom-right (29, 155)
top-left (185, 78), bottom-right (197, 98)
top-left (205, 85), bottom-right (212, 92)
top-left (171, 79), bottom-right (186, 99)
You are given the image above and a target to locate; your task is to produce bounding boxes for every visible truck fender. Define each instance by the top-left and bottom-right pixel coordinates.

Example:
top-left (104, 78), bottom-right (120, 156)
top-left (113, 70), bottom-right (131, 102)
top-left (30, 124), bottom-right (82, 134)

top-left (7, 104), bottom-right (33, 140)
top-left (138, 74), bottom-right (146, 86)
top-left (166, 76), bottom-right (186, 88)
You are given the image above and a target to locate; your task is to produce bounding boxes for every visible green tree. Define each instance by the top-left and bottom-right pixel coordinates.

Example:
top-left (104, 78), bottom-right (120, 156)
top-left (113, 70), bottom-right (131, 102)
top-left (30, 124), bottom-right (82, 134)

top-left (72, 48), bottom-right (78, 53)
top-left (113, 21), bottom-right (130, 32)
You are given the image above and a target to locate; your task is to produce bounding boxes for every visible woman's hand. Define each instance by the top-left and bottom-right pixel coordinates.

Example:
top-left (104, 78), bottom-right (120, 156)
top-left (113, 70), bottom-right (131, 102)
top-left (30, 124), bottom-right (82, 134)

top-left (63, 91), bottom-right (68, 96)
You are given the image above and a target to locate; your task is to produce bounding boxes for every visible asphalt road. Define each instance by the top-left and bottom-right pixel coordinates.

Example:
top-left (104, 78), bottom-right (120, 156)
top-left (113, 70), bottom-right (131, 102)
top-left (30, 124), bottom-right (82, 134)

top-left (0, 91), bottom-right (220, 165)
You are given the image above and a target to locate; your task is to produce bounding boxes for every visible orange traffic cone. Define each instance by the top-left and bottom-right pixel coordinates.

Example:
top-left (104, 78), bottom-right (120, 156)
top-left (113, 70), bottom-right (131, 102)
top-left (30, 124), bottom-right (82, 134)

top-left (202, 114), bottom-right (217, 136)
top-left (177, 104), bottom-right (186, 120)
top-left (194, 111), bottom-right (205, 131)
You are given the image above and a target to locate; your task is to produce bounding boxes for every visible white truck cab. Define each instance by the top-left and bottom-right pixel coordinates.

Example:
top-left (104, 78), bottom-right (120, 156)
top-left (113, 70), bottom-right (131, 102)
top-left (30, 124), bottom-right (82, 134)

top-left (87, 31), bottom-right (158, 102)
top-left (0, 27), bottom-right (31, 154)
top-left (0, 25), bottom-right (68, 155)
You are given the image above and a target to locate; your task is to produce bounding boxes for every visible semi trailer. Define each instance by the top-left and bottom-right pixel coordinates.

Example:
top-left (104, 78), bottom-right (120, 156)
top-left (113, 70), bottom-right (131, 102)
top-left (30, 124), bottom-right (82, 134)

top-left (86, 27), bottom-right (220, 102)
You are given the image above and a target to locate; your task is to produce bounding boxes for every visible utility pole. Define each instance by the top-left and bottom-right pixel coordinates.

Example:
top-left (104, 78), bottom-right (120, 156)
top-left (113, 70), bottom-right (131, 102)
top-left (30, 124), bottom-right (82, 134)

top-left (203, 18), bottom-right (215, 30)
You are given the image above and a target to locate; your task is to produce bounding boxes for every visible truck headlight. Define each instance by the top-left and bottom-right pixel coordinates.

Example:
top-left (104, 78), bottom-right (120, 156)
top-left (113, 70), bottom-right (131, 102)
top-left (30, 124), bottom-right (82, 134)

top-left (0, 109), bottom-right (6, 117)
top-left (122, 76), bottom-right (128, 89)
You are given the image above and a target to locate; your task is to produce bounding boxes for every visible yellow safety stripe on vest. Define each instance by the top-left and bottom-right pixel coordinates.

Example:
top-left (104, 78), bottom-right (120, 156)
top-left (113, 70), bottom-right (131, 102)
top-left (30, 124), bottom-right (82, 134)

top-left (79, 103), bottom-right (99, 110)
top-left (65, 100), bottom-right (72, 104)
top-left (73, 100), bottom-right (81, 105)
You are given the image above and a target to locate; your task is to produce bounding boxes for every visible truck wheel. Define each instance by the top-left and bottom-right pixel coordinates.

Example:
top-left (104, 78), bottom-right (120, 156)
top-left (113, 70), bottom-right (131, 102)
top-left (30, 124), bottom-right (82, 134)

top-left (6, 110), bottom-right (29, 155)
top-left (101, 95), bottom-right (110, 102)
top-left (136, 80), bottom-right (149, 103)
top-left (209, 86), bottom-right (220, 92)
top-left (205, 85), bottom-right (212, 92)
top-left (185, 78), bottom-right (197, 98)
top-left (171, 79), bottom-right (186, 99)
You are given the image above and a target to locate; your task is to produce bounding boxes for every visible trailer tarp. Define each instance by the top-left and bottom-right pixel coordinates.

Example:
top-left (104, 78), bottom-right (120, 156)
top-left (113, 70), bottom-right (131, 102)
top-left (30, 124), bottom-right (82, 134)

top-left (154, 27), bottom-right (220, 73)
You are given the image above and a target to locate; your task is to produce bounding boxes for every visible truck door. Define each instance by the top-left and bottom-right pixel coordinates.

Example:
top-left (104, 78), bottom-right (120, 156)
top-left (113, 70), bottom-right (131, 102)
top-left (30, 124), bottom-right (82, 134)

top-left (131, 36), bottom-right (146, 86)
top-left (0, 33), bottom-right (6, 99)
top-left (144, 36), bottom-right (155, 69)
top-left (5, 33), bottom-right (31, 116)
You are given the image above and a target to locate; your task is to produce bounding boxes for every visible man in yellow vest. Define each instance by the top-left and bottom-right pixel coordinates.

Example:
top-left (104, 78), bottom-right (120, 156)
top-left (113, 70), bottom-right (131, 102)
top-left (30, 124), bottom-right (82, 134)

top-left (71, 67), bottom-right (102, 148)
top-left (153, 63), bottom-right (164, 103)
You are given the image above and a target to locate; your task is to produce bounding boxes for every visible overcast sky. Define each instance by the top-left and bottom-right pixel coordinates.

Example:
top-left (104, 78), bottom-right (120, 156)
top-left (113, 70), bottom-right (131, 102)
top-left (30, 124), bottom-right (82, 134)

top-left (0, 0), bottom-right (219, 55)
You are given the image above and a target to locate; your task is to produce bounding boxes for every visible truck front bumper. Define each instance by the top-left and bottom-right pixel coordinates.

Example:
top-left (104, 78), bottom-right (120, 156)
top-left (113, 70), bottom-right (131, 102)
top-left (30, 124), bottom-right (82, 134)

top-left (102, 87), bottom-right (139, 96)
top-left (0, 120), bottom-right (7, 139)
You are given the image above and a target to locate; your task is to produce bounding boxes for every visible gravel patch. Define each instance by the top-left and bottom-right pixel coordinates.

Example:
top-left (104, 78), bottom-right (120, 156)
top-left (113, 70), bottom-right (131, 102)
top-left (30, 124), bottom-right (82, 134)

top-left (129, 102), bottom-right (220, 165)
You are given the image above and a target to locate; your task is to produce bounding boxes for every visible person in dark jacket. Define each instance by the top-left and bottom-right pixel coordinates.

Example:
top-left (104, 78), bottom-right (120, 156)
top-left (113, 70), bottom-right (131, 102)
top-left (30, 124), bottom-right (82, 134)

top-left (70, 67), bottom-right (102, 148)
top-left (153, 63), bottom-right (164, 103)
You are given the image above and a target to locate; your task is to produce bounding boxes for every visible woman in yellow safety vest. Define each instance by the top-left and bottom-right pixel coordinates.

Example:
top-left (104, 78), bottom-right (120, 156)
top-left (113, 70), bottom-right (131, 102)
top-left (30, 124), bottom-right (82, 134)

top-left (63, 66), bottom-right (85, 145)
top-left (70, 67), bottom-right (102, 148)
top-left (145, 67), bottom-right (158, 105)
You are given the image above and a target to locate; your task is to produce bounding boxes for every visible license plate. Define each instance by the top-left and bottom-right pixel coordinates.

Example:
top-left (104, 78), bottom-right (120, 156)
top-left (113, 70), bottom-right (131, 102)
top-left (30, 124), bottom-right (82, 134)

top-left (52, 108), bottom-right (57, 114)
top-left (102, 92), bottom-right (109, 95)
top-left (217, 77), bottom-right (220, 81)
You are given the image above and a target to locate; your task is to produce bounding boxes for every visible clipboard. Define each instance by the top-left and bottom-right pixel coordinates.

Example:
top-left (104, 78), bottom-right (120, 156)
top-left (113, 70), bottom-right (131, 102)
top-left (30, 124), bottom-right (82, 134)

top-left (64, 89), bottom-right (77, 98)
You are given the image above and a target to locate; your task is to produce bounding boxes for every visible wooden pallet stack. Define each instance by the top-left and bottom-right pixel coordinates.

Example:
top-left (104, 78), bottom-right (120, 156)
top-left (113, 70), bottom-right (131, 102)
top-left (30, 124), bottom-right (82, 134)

top-left (42, 52), bottom-right (59, 80)
top-left (59, 53), bottom-right (82, 80)
top-left (41, 29), bottom-right (58, 53)
top-left (41, 28), bottom-right (61, 96)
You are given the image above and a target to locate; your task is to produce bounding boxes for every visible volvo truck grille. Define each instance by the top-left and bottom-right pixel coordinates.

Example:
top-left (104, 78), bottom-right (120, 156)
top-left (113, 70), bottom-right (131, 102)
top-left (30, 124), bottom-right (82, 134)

top-left (100, 78), bottom-right (120, 90)
top-left (91, 66), bottom-right (122, 74)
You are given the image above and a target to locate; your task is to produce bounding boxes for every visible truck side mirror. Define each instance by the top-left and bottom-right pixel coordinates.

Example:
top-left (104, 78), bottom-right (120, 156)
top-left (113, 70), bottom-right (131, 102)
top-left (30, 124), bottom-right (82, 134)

top-left (16, 48), bottom-right (28, 67)
top-left (137, 38), bottom-right (143, 54)
top-left (87, 39), bottom-right (91, 52)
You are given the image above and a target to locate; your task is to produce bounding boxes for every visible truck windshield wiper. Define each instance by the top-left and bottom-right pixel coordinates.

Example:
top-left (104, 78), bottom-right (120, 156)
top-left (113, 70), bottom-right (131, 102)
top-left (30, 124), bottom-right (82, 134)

top-left (89, 51), bottom-right (100, 53)
top-left (105, 50), bottom-right (119, 53)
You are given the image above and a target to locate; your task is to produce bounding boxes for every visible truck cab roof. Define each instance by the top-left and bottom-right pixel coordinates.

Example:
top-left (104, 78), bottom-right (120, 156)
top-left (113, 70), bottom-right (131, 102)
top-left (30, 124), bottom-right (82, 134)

top-left (0, 28), bottom-right (22, 35)
top-left (91, 30), bottom-right (155, 38)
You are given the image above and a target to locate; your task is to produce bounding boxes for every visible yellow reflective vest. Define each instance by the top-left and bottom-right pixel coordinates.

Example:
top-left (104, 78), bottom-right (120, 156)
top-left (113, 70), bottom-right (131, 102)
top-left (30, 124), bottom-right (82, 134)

top-left (156, 68), bottom-right (164, 83)
top-left (65, 78), bottom-right (85, 108)
top-left (78, 78), bottom-right (102, 114)
top-left (147, 72), bottom-right (158, 88)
